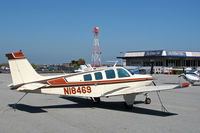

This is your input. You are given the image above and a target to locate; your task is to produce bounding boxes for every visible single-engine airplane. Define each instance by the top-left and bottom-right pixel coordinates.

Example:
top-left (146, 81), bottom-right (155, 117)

top-left (179, 69), bottom-right (200, 85)
top-left (6, 51), bottom-right (190, 108)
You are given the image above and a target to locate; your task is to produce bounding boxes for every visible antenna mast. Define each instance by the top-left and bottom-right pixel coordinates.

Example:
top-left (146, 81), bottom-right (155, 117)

top-left (92, 27), bottom-right (101, 67)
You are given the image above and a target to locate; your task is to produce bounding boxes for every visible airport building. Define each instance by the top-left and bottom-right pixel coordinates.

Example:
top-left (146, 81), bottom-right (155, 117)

top-left (118, 50), bottom-right (200, 67)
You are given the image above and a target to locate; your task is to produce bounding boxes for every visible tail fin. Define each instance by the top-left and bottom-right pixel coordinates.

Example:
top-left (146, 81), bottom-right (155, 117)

top-left (5, 51), bottom-right (43, 85)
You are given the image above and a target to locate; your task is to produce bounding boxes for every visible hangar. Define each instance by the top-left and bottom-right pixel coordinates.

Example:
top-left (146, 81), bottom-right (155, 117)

top-left (118, 50), bottom-right (200, 67)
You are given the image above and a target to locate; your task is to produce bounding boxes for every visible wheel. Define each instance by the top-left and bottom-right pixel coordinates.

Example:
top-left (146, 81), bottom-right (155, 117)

top-left (124, 102), bottom-right (133, 109)
top-left (145, 98), bottom-right (151, 104)
top-left (91, 97), bottom-right (100, 103)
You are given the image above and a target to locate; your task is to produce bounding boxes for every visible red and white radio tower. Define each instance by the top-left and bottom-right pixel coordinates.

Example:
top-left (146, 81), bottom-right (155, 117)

top-left (92, 27), bottom-right (101, 67)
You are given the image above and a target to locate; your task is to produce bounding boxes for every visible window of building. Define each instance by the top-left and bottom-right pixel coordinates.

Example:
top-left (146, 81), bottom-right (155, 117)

top-left (155, 61), bottom-right (163, 66)
top-left (105, 69), bottom-right (115, 79)
top-left (166, 60), bottom-right (169, 67)
top-left (191, 60), bottom-right (196, 67)
top-left (183, 60), bottom-right (186, 66)
top-left (186, 60), bottom-right (190, 67)
top-left (131, 61), bottom-right (141, 66)
top-left (83, 74), bottom-right (92, 81)
top-left (94, 72), bottom-right (103, 80)
top-left (117, 68), bottom-right (130, 78)
top-left (143, 61), bottom-right (151, 66)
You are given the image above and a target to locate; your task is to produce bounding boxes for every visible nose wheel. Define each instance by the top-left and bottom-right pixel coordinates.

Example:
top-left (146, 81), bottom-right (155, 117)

top-left (145, 97), bottom-right (151, 104)
top-left (144, 93), bottom-right (151, 104)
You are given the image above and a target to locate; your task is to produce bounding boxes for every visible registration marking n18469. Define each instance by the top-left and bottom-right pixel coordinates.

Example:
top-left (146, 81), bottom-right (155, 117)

top-left (64, 86), bottom-right (92, 95)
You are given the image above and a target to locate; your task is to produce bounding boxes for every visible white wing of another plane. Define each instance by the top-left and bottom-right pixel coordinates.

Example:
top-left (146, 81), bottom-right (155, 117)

top-left (103, 83), bottom-right (189, 97)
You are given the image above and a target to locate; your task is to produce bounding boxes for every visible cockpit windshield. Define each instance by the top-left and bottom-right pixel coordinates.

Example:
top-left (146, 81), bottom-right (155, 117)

top-left (123, 67), bottom-right (135, 75)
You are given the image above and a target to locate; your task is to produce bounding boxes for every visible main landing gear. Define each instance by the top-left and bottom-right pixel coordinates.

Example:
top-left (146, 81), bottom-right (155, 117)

top-left (144, 93), bottom-right (151, 104)
top-left (91, 97), bottom-right (100, 103)
top-left (124, 102), bottom-right (133, 109)
top-left (123, 94), bottom-right (136, 109)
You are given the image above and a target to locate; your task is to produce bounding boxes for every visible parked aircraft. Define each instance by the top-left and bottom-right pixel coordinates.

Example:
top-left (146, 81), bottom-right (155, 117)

top-left (124, 66), bottom-right (152, 74)
top-left (6, 51), bottom-right (190, 108)
top-left (73, 64), bottom-right (93, 73)
top-left (179, 69), bottom-right (200, 85)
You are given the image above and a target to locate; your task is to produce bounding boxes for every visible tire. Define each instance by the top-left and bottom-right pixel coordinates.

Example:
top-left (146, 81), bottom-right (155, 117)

top-left (124, 102), bottom-right (133, 109)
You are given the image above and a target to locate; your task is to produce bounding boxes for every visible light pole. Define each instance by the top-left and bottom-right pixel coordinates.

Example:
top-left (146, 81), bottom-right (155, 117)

top-left (120, 52), bottom-right (124, 66)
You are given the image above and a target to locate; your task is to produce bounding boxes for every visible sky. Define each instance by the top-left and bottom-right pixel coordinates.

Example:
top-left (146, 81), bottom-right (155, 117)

top-left (0, 0), bottom-right (200, 64)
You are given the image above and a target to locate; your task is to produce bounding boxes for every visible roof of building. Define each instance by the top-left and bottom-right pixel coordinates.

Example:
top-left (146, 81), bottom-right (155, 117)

top-left (118, 50), bottom-right (200, 58)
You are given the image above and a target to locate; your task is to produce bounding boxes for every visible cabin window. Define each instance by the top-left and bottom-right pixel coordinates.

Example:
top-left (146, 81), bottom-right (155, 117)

top-left (94, 72), bottom-right (103, 80)
top-left (117, 68), bottom-right (130, 78)
top-left (105, 69), bottom-right (115, 79)
top-left (83, 74), bottom-right (92, 81)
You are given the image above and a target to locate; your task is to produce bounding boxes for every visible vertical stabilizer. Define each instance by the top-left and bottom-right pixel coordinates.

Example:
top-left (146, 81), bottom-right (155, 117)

top-left (5, 51), bottom-right (43, 85)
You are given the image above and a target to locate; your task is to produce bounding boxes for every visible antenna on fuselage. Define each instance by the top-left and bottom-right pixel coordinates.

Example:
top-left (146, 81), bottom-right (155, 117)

top-left (106, 61), bottom-right (118, 67)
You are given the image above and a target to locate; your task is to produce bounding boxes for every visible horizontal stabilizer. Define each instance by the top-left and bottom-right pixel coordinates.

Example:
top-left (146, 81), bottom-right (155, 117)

top-left (17, 83), bottom-right (48, 91)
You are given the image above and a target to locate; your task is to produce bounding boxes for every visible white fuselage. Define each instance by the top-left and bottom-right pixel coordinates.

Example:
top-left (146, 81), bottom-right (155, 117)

top-left (30, 67), bottom-right (153, 98)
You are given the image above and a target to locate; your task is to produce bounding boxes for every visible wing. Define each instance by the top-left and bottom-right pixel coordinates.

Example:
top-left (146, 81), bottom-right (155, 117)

top-left (134, 83), bottom-right (189, 93)
top-left (17, 83), bottom-right (48, 91)
top-left (103, 83), bottom-right (190, 97)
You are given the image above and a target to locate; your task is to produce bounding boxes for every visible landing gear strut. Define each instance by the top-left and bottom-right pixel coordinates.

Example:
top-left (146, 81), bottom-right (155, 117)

top-left (123, 94), bottom-right (136, 109)
top-left (144, 93), bottom-right (151, 104)
top-left (124, 102), bottom-right (133, 109)
top-left (91, 97), bottom-right (100, 103)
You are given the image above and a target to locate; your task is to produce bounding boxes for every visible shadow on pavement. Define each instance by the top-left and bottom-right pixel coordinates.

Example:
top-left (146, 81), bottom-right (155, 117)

top-left (8, 96), bottom-right (177, 117)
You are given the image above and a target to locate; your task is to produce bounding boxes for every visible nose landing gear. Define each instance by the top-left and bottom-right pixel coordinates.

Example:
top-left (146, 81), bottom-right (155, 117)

top-left (144, 93), bottom-right (151, 104)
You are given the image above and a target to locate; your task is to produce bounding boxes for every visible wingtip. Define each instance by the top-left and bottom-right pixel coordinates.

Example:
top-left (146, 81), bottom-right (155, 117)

top-left (181, 82), bottom-right (190, 88)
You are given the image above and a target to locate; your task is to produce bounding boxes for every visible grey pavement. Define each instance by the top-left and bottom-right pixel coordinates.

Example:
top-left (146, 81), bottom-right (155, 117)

top-left (0, 74), bottom-right (200, 133)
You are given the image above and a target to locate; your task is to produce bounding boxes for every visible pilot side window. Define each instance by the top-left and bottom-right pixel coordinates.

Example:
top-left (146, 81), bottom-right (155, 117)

top-left (117, 68), bottom-right (130, 78)
top-left (105, 69), bottom-right (116, 79)
top-left (83, 74), bottom-right (92, 81)
top-left (94, 72), bottom-right (103, 80)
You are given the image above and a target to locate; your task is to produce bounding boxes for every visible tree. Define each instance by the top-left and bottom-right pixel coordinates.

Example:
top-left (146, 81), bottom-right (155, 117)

top-left (78, 58), bottom-right (85, 65)
top-left (71, 58), bottom-right (86, 67)
top-left (0, 63), bottom-right (8, 67)
top-left (31, 64), bottom-right (39, 69)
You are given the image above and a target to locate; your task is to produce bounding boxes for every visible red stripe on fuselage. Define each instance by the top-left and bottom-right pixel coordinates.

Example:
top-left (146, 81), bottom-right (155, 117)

top-left (47, 77), bottom-right (152, 87)
top-left (48, 78), bottom-right (68, 86)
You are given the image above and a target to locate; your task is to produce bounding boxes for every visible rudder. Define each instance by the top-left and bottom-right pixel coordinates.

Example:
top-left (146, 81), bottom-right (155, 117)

top-left (5, 51), bottom-right (43, 85)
